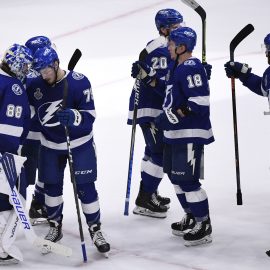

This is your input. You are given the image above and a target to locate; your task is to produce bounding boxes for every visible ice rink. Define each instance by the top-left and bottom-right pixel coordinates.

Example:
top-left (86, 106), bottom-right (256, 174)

top-left (1, 0), bottom-right (270, 269)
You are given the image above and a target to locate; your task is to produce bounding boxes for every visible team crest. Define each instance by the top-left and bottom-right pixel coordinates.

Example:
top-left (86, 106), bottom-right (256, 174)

top-left (184, 60), bottom-right (196, 66)
top-left (72, 72), bottom-right (84, 80)
top-left (12, 84), bottom-right (23, 95)
top-left (34, 88), bottom-right (43, 100)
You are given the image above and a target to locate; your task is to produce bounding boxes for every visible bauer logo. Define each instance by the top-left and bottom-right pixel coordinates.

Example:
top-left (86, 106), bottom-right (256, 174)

top-left (72, 72), bottom-right (84, 80)
top-left (172, 170), bottom-right (185, 176)
top-left (10, 189), bottom-right (30, 230)
top-left (12, 84), bottom-right (23, 95)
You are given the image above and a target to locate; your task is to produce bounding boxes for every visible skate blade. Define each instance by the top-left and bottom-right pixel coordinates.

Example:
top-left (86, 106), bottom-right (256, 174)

top-left (31, 218), bottom-right (48, 226)
top-left (172, 228), bottom-right (193, 237)
top-left (184, 235), bottom-right (212, 247)
top-left (103, 252), bottom-right (109, 258)
top-left (0, 258), bottom-right (19, 265)
top-left (133, 206), bottom-right (167, 218)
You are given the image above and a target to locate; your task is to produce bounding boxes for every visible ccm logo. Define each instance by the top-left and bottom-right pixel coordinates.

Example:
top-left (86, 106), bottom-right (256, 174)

top-left (75, 170), bottom-right (92, 175)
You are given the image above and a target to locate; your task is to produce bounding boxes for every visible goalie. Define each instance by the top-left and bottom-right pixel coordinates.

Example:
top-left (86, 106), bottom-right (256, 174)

top-left (0, 44), bottom-right (32, 264)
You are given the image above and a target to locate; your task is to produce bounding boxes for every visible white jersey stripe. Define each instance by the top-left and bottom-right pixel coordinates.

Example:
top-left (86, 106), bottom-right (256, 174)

top-left (0, 124), bottom-right (23, 137)
top-left (164, 129), bottom-right (213, 140)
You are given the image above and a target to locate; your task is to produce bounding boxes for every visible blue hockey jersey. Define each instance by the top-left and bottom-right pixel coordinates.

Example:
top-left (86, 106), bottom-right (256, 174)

top-left (26, 71), bottom-right (96, 151)
top-left (161, 57), bottom-right (214, 145)
top-left (0, 69), bottom-right (31, 154)
top-left (128, 36), bottom-right (171, 124)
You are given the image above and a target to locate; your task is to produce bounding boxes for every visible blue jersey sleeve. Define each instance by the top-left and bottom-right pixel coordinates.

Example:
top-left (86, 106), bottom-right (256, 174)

top-left (69, 72), bottom-right (96, 131)
top-left (240, 66), bottom-right (270, 97)
top-left (0, 76), bottom-right (30, 154)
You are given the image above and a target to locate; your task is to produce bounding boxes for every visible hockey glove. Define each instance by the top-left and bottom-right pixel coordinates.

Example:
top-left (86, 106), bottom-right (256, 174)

top-left (131, 61), bottom-right (156, 86)
top-left (154, 108), bottom-right (180, 130)
top-left (224, 61), bottom-right (251, 79)
top-left (203, 62), bottom-right (212, 80)
top-left (57, 109), bottom-right (82, 127)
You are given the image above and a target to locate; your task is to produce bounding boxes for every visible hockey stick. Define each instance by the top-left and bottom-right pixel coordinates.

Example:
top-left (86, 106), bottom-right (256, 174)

top-left (68, 49), bottom-right (82, 70)
top-left (181, 0), bottom-right (206, 63)
top-left (62, 49), bottom-right (87, 262)
top-left (0, 153), bottom-right (72, 257)
top-left (229, 24), bottom-right (254, 205)
top-left (124, 36), bottom-right (167, 216)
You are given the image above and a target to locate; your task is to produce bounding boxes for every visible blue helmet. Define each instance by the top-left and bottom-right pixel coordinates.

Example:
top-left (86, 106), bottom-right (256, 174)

top-left (33, 46), bottom-right (59, 72)
top-left (155, 9), bottom-right (183, 31)
top-left (25, 36), bottom-right (51, 54)
top-left (3, 44), bottom-right (33, 81)
top-left (169, 27), bottom-right (197, 52)
top-left (264, 33), bottom-right (270, 53)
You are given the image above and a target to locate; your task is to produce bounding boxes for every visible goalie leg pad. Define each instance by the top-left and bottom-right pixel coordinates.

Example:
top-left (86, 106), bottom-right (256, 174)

top-left (0, 210), bottom-right (23, 262)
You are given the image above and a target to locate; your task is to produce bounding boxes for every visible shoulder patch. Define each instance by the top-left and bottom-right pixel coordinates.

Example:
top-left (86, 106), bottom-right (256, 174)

top-left (184, 60), bottom-right (196, 66)
top-left (72, 72), bottom-right (84, 80)
top-left (12, 84), bottom-right (23, 95)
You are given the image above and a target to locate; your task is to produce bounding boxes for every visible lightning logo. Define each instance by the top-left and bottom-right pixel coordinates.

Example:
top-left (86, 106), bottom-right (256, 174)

top-left (38, 100), bottom-right (62, 127)
top-left (149, 122), bottom-right (158, 144)
top-left (187, 143), bottom-right (196, 175)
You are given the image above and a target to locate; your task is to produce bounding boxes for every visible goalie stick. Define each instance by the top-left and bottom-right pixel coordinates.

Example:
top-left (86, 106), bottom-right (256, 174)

top-left (181, 0), bottom-right (206, 63)
top-left (0, 153), bottom-right (72, 257)
top-left (229, 24), bottom-right (254, 205)
top-left (61, 49), bottom-right (88, 262)
top-left (124, 36), bottom-right (167, 216)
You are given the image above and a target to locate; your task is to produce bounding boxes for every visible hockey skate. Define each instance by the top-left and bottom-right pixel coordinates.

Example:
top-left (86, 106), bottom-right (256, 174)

top-left (154, 191), bottom-right (171, 208)
top-left (29, 195), bottom-right (48, 226)
top-left (89, 223), bottom-right (110, 258)
top-left (183, 217), bottom-right (212, 247)
top-left (133, 190), bottom-right (167, 218)
top-left (41, 220), bottom-right (63, 254)
top-left (171, 213), bottom-right (196, 236)
top-left (0, 254), bottom-right (19, 265)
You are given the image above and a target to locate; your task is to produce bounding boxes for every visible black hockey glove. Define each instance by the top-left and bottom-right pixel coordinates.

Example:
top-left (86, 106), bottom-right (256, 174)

top-left (203, 62), bottom-right (212, 80)
top-left (131, 61), bottom-right (156, 86)
top-left (224, 61), bottom-right (251, 79)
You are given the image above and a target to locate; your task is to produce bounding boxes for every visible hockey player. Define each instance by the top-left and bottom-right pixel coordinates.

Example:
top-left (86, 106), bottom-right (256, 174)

top-left (128, 9), bottom-right (184, 218)
top-left (155, 27), bottom-right (214, 246)
top-left (129, 9), bottom-right (212, 219)
top-left (26, 46), bottom-right (110, 255)
top-left (224, 33), bottom-right (270, 256)
top-left (224, 33), bottom-right (270, 106)
top-left (23, 36), bottom-right (53, 225)
top-left (0, 44), bottom-right (32, 264)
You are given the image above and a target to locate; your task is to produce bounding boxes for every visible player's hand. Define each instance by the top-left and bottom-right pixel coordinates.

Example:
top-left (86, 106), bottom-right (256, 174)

top-left (57, 108), bottom-right (82, 127)
top-left (224, 61), bottom-right (251, 79)
top-left (203, 62), bottom-right (212, 80)
top-left (131, 61), bottom-right (156, 85)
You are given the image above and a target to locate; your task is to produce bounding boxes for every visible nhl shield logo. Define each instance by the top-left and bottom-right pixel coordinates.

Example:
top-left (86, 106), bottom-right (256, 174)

top-left (34, 88), bottom-right (43, 100)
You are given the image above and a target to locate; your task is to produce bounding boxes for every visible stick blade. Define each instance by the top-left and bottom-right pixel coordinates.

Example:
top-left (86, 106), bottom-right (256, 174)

top-left (181, 0), bottom-right (206, 20)
top-left (68, 49), bottom-right (82, 70)
top-left (230, 24), bottom-right (254, 59)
